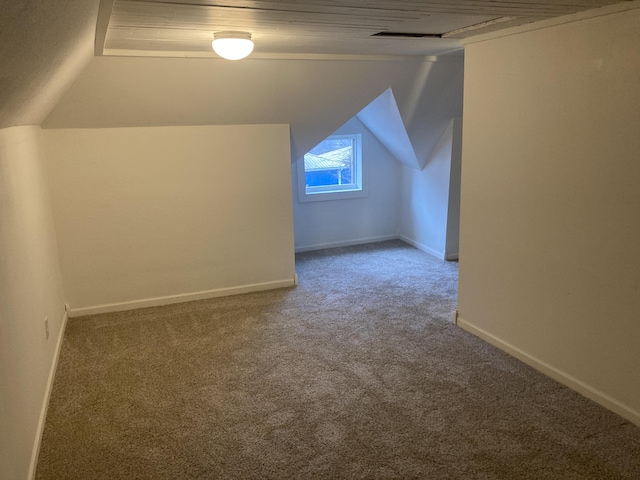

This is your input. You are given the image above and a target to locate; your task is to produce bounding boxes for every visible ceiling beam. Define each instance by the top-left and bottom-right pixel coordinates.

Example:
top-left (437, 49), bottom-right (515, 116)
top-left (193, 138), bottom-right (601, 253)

top-left (95, 0), bottom-right (116, 55)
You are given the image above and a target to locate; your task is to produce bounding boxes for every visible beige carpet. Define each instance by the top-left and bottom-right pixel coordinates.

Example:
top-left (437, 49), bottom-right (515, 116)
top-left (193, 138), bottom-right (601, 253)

top-left (37, 240), bottom-right (640, 479)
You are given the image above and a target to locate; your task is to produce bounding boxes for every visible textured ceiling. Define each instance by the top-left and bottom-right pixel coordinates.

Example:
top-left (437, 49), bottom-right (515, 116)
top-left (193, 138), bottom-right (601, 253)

top-left (101, 0), bottom-right (627, 57)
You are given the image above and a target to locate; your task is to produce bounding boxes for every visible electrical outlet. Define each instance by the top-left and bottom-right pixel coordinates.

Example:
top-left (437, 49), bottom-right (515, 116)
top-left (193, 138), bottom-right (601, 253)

top-left (44, 316), bottom-right (50, 340)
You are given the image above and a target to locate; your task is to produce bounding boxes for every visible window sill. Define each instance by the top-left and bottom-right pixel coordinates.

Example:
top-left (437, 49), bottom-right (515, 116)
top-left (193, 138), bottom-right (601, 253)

top-left (298, 188), bottom-right (368, 203)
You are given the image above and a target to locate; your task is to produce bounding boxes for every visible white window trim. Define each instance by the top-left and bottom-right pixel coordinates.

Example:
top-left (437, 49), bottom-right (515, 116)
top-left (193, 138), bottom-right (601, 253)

top-left (297, 134), bottom-right (368, 203)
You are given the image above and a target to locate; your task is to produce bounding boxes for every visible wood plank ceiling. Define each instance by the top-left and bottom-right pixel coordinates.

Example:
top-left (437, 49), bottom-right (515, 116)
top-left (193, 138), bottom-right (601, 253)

top-left (99, 0), bottom-right (626, 57)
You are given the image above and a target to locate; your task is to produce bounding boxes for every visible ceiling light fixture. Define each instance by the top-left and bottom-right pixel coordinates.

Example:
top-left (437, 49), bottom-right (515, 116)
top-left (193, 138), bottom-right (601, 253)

top-left (212, 31), bottom-right (254, 60)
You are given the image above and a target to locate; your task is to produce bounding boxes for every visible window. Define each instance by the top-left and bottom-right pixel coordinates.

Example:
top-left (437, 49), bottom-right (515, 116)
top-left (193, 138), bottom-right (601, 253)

top-left (298, 134), bottom-right (366, 202)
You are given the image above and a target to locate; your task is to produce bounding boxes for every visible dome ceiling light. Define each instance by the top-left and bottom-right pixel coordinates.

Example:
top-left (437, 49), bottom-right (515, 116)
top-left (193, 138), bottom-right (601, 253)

top-left (212, 31), bottom-right (254, 60)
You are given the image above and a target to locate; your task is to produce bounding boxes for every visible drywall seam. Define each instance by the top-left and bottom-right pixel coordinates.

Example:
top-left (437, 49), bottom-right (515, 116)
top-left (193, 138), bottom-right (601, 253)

top-left (27, 308), bottom-right (69, 480)
top-left (399, 235), bottom-right (445, 260)
top-left (457, 316), bottom-right (640, 427)
top-left (68, 279), bottom-right (296, 317)
top-left (294, 235), bottom-right (399, 253)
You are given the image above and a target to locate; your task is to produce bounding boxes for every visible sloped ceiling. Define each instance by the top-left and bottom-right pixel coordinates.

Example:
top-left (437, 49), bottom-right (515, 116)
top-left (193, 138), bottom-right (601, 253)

top-left (0, 1), bottom-right (100, 128)
top-left (42, 55), bottom-right (463, 162)
top-left (99, 0), bottom-right (625, 57)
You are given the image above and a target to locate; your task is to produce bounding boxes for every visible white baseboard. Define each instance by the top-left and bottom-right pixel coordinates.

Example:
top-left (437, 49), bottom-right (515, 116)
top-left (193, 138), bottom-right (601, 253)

top-left (398, 235), bottom-right (445, 260)
top-left (457, 316), bottom-right (640, 427)
top-left (28, 308), bottom-right (69, 480)
top-left (295, 235), bottom-right (399, 253)
top-left (68, 278), bottom-right (296, 317)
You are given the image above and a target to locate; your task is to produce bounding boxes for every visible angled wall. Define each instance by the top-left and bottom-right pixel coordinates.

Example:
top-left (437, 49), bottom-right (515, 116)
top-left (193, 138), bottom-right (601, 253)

top-left (356, 89), bottom-right (420, 170)
top-left (399, 117), bottom-right (463, 259)
top-left (458, 5), bottom-right (640, 424)
top-left (391, 57), bottom-right (464, 168)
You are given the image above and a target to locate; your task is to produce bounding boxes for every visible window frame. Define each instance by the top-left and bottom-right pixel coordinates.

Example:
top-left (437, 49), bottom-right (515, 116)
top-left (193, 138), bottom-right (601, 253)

top-left (297, 133), bottom-right (368, 203)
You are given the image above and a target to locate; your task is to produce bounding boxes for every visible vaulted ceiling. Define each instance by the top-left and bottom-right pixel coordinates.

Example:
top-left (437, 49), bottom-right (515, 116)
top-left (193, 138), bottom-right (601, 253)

top-left (100, 0), bottom-right (625, 57)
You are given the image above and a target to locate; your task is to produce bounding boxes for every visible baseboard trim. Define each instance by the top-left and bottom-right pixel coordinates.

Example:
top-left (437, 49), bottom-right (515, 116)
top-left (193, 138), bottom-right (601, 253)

top-left (68, 278), bottom-right (296, 317)
top-left (28, 308), bottom-right (69, 480)
top-left (295, 235), bottom-right (399, 253)
top-left (398, 235), bottom-right (444, 260)
top-left (457, 316), bottom-right (640, 427)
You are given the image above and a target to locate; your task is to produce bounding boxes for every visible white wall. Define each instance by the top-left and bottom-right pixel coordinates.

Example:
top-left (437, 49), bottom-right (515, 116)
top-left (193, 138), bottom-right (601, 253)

top-left (0, 126), bottom-right (66, 480)
top-left (292, 117), bottom-right (401, 251)
top-left (399, 118), bottom-right (462, 260)
top-left (43, 124), bottom-right (295, 314)
top-left (458, 6), bottom-right (640, 424)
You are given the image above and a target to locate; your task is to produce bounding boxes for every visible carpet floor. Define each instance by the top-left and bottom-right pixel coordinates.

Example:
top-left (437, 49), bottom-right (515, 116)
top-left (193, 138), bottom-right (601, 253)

top-left (36, 240), bottom-right (640, 479)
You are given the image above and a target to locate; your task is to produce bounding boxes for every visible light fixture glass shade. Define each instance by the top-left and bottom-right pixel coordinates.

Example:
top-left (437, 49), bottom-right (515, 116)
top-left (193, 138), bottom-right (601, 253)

top-left (212, 31), bottom-right (254, 60)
